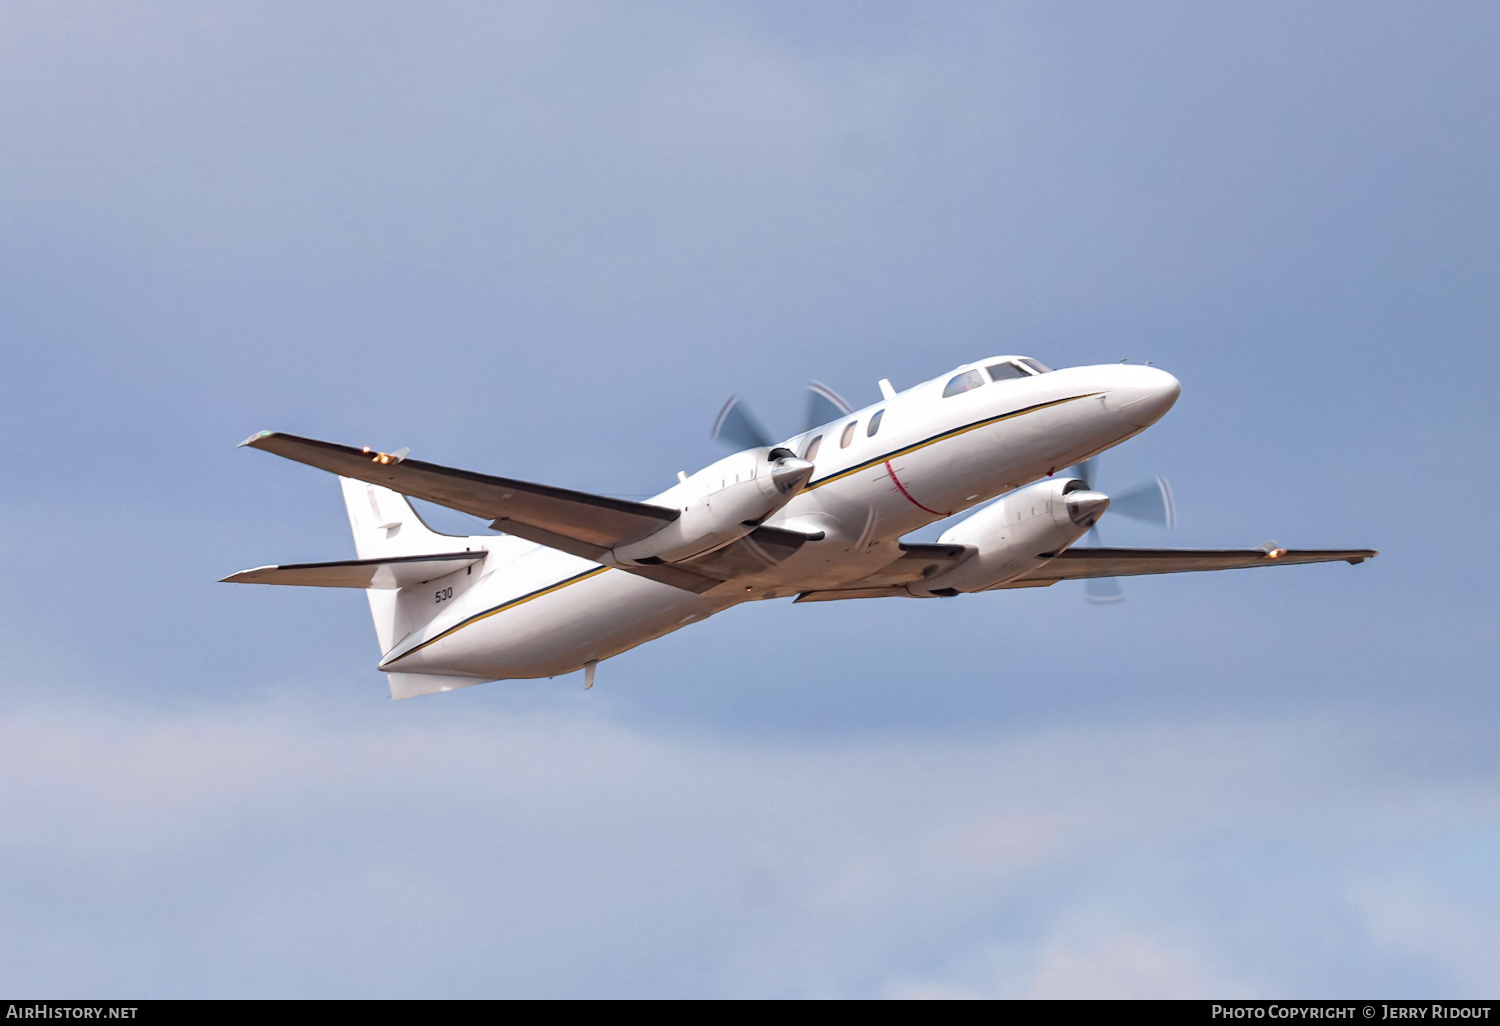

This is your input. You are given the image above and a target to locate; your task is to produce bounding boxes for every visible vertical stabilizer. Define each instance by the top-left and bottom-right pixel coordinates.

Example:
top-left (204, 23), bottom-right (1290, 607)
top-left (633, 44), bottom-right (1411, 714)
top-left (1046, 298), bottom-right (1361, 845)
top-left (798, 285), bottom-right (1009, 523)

top-left (339, 477), bottom-right (472, 655)
top-left (340, 476), bottom-right (458, 561)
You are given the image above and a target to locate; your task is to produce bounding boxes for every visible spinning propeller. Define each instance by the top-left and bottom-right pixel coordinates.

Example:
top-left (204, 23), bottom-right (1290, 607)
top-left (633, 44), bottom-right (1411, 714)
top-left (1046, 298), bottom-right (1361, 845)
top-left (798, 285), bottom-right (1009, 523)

top-left (1069, 458), bottom-right (1176, 604)
top-left (712, 381), bottom-right (855, 450)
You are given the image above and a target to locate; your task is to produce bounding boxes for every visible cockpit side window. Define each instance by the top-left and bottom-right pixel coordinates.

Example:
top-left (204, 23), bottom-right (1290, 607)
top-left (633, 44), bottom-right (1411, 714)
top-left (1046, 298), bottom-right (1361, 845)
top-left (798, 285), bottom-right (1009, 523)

top-left (942, 370), bottom-right (985, 397)
top-left (839, 420), bottom-right (858, 448)
top-left (1018, 358), bottom-right (1053, 374)
top-left (986, 362), bottom-right (1028, 381)
top-left (803, 435), bottom-right (822, 461)
top-left (867, 409), bottom-right (884, 436)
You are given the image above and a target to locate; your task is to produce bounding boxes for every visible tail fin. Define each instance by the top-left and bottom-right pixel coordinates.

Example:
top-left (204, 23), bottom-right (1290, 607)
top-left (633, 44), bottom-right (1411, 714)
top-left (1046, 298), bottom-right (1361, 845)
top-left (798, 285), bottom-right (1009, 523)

top-left (339, 477), bottom-right (474, 655)
top-left (340, 476), bottom-right (459, 561)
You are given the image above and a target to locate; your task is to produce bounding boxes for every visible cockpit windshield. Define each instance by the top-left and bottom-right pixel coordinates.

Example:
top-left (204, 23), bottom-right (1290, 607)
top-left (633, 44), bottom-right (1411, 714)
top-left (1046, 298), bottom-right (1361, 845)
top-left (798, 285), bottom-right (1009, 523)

top-left (984, 357), bottom-right (1053, 382)
top-left (949, 357), bottom-right (1055, 395)
top-left (985, 362), bottom-right (1028, 381)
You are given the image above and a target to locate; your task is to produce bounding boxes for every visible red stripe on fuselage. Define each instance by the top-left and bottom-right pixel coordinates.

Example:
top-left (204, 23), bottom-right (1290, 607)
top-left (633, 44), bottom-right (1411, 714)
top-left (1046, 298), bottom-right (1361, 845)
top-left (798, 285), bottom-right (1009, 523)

top-left (883, 461), bottom-right (952, 517)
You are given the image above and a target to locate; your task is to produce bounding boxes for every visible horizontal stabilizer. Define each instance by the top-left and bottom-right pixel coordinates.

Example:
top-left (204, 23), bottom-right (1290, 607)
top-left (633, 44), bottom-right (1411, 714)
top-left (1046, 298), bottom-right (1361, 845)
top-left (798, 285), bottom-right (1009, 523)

top-left (222, 552), bottom-right (484, 589)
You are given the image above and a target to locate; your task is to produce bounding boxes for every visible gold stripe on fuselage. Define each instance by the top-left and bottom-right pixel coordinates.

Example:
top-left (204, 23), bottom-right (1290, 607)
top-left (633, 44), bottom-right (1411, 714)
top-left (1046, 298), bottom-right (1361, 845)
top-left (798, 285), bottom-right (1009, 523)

top-left (384, 566), bottom-right (610, 665)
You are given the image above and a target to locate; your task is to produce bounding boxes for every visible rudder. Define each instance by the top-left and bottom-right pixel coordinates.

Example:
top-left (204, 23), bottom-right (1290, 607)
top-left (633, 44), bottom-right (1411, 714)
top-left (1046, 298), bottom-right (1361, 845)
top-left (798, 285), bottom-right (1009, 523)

top-left (339, 477), bottom-right (474, 656)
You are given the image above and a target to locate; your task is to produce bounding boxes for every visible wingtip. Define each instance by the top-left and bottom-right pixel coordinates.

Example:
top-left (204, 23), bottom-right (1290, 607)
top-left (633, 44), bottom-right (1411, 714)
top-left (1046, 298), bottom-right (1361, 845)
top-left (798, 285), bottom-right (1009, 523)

top-left (238, 430), bottom-right (277, 449)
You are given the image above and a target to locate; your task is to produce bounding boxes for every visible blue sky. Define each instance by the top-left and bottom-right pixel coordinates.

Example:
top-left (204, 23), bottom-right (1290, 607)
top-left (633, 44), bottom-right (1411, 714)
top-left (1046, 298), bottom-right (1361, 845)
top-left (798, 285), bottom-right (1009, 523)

top-left (1, 0), bottom-right (1497, 998)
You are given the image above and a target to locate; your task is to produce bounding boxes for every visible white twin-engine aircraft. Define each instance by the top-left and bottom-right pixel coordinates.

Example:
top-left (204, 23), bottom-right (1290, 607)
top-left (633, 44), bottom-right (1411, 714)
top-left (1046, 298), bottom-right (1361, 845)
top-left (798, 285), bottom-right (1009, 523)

top-left (225, 356), bottom-right (1375, 699)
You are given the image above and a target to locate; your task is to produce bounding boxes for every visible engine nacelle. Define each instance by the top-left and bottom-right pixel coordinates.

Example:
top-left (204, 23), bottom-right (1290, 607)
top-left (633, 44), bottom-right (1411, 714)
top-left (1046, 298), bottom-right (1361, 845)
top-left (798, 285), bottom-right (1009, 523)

top-left (908, 478), bottom-right (1108, 595)
top-left (612, 448), bottom-right (815, 565)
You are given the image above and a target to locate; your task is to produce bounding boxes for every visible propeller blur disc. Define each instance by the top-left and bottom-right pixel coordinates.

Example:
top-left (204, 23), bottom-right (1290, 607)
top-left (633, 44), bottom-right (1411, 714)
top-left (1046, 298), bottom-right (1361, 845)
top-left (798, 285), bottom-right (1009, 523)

top-left (1067, 460), bottom-right (1175, 605)
top-left (804, 381), bottom-right (854, 432)
top-left (711, 395), bottom-right (776, 450)
top-left (1085, 576), bottom-right (1125, 604)
top-left (1109, 476), bottom-right (1176, 528)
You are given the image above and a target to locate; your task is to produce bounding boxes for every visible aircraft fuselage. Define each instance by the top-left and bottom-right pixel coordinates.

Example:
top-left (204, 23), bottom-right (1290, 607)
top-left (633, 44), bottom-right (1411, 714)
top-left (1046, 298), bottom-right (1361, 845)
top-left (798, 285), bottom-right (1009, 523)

top-left (378, 361), bottom-right (1181, 682)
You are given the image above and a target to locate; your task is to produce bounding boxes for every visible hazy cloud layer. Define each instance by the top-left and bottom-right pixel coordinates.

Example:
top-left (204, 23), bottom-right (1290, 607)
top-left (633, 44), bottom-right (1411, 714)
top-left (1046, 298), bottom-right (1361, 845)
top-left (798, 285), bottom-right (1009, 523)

top-left (1, 696), bottom-right (1496, 997)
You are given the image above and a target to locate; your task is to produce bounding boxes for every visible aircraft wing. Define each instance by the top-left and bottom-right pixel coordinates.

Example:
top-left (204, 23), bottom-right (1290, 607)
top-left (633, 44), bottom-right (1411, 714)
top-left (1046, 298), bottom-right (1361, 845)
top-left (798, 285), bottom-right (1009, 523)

top-left (241, 430), bottom-right (677, 554)
top-left (223, 552), bottom-right (484, 589)
top-left (795, 544), bottom-right (1376, 601)
top-left (988, 546), bottom-right (1377, 587)
top-left (240, 431), bottom-right (816, 593)
top-left (791, 542), bottom-right (971, 602)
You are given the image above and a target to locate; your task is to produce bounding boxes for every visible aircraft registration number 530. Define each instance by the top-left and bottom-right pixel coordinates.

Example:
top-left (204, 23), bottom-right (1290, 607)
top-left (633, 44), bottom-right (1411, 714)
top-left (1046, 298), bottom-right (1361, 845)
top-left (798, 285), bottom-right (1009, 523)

top-left (434, 586), bottom-right (454, 604)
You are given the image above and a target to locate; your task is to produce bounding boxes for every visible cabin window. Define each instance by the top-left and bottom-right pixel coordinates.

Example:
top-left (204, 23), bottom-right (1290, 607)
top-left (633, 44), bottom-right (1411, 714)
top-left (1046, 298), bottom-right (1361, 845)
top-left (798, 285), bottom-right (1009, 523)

top-left (803, 435), bottom-right (822, 461)
top-left (840, 420), bottom-right (858, 448)
top-left (867, 409), bottom-right (884, 436)
top-left (942, 370), bottom-right (984, 397)
top-left (986, 362), bottom-right (1027, 381)
top-left (1018, 358), bottom-right (1053, 374)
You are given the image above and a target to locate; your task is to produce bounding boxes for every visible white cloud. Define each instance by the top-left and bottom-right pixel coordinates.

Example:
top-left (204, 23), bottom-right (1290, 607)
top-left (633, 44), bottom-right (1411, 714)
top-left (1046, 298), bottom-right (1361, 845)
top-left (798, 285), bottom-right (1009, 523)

top-left (1022, 934), bottom-right (1221, 999)
top-left (1348, 873), bottom-right (1500, 995)
top-left (888, 933), bottom-right (1226, 999)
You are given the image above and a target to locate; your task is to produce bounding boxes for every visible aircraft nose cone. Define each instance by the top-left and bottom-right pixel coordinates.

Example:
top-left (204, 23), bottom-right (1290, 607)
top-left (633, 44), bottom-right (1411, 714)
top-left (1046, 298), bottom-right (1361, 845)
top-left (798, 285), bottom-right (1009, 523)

top-left (1113, 366), bottom-right (1181, 427)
